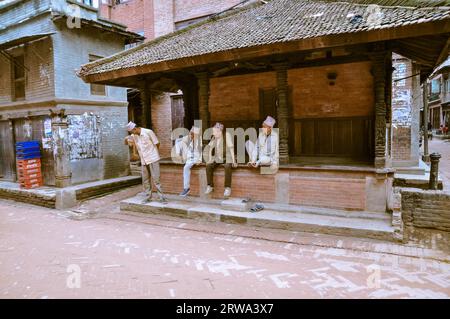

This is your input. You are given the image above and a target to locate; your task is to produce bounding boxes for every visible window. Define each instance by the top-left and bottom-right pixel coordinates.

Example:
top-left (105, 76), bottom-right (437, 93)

top-left (12, 54), bottom-right (25, 100)
top-left (89, 54), bottom-right (106, 96)
top-left (76, 0), bottom-right (99, 9)
top-left (446, 79), bottom-right (450, 93)
top-left (431, 79), bottom-right (441, 94)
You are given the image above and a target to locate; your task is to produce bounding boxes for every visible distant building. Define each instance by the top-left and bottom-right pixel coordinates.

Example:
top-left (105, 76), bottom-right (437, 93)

top-left (427, 58), bottom-right (450, 133)
top-left (0, 0), bottom-right (142, 186)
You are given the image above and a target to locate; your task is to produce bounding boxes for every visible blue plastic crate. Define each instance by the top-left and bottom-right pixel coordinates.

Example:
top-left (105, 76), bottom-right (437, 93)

top-left (16, 146), bottom-right (40, 153)
top-left (16, 141), bottom-right (40, 148)
top-left (16, 152), bottom-right (41, 160)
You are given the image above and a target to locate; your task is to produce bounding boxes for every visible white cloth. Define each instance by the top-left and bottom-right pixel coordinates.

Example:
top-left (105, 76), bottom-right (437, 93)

top-left (246, 132), bottom-right (279, 166)
top-left (176, 135), bottom-right (202, 163)
top-left (132, 128), bottom-right (160, 165)
top-left (263, 116), bottom-right (276, 128)
top-left (126, 121), bottom-right (136, 131)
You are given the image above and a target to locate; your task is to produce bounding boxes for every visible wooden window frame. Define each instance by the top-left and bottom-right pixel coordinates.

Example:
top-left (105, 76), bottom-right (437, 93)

top-left (11, 54), bottom-right (26, 101)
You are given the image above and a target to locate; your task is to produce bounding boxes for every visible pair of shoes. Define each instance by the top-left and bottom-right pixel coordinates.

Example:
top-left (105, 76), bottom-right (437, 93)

top-left (179, 188), bottom-right (190, 197)
top-left (224, 187), bottom-right (231, 198)
top-left (159, 196), bottom-right (168, 204)
top-left (205, 185), bottom-right (214, 195)
top-left (250, 203), bottom-right (264, 213)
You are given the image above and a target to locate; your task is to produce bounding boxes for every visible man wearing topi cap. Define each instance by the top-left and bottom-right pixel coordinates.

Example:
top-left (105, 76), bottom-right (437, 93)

top-left (246, 116), bottom-right (279, 168)
top-left (124, 121), bottom-right (167, 203)
top-left (177, 126), bottom-right (202, 197)
top-left (205, 122), bottom-right (238, 198)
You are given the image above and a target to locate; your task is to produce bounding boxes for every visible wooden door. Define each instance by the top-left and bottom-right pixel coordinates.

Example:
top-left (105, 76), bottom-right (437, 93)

top-left (171, 95), bottom-right (185, 130)
top-left (0, 121), bottom-right (16, 181)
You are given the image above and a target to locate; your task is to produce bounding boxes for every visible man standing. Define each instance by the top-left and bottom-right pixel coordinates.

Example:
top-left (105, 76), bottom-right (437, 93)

top-left (246, 116), bottom-right (279, 169)
top-left (205, 123), bottom-right (237, 198)
top-left (124, 121), bottom-right (167, 203)
top-left (177, 126), bottom-right (202, 197)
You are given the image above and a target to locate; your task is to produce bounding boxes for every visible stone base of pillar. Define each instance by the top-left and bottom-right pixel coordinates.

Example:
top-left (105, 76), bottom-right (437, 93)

top-left (55, 175), bottom-right (71, 188)
top-left (375, 157), bottom-right (386, 168)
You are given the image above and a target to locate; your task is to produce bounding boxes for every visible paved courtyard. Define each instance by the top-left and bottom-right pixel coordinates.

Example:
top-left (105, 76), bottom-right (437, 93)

top-left (0, 189), bottom-right (449, 299)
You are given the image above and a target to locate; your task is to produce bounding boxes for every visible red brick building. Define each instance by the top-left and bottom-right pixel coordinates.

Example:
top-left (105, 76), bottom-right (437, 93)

top-left (99, 0), bottom-right (256, 157)
top-left (79, 0), bottom-right (450, 213)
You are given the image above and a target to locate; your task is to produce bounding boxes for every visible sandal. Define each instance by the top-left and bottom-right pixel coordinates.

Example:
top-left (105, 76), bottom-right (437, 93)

top-left (250, 203), bottom-right (264, 213)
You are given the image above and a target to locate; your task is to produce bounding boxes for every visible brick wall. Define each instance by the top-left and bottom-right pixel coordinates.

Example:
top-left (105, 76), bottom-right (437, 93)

top-left (209, 62), bottom-right (374, 123)
top-left (392, 126), bottom-right (411, 161)
top-left (289, 175), bottom-right (366, 210)
top-left (100, 107), bottom-right (131, 179)
top-left (209, 72), bottom-right (276, 122)
top-left (52, 26), bottom-right (127, 101)
top-left (159, 163), bottom-right (385, 211)
top-left (0, 37), bottom-right (55, 104)
top-left (401, 189), bottom-right (450, 232)
top-left (289, 61), bottom-right (374, 118)
top-left (174, 0), bottom-right (246, 22)
top-left (392, 54), bottom-right (413, 161)
top-left (101, 0), bottom-right (154, 39)
top-left (151, 93), bottom-right (173, 158)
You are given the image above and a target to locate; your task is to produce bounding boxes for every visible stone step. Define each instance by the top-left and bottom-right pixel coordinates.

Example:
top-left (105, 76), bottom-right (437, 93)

top-left (120, 195), bottom-right (397, 242)
top-left (164, 194), bottom-right (391, 221)
top-left (0, 176), bottom-right (141, 209)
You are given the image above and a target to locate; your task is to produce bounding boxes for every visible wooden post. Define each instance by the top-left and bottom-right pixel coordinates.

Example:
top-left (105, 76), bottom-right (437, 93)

top-left (370, 50), bottom-right (389, 168)
top-left (51, 111), bottom-right (71, 188)
top-left (140, 81), bottom-right (152, 128)
top-left (273, 62), bottom-right (290, 164)
top-left (196, 72), bottom-right (210, 130)
top-left (423, 81), bottom-right (430, 162)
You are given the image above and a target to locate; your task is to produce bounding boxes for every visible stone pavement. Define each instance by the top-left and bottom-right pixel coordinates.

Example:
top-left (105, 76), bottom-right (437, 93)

top-left (0, 193), bottom-right (449, 299)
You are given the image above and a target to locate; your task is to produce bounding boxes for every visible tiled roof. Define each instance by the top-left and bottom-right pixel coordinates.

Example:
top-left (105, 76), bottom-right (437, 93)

top-left (78, 0), bottom-right (450, 78)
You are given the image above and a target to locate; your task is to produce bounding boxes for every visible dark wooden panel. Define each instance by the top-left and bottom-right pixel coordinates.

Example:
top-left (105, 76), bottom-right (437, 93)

top-left (259, 88), bottom-right (277, 121)
top-left (0, 121), bottom-right (16, 180)
top-left (293, 116), bottom-right (374, 159)
top-left (300, 120), bottom-right (315, 155)
top-left (171, 95), bottom-right (185, 130)
top-left (13, 117), bottom-right (55, 185)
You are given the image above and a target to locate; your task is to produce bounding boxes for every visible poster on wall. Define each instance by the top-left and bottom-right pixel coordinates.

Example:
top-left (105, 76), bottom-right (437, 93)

top-left (44, 118), bottom-right (52, 138)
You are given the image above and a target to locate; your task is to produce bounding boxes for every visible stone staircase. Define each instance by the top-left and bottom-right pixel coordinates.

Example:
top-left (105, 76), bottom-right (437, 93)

top-left (120, 194), bottom-right (399, 242)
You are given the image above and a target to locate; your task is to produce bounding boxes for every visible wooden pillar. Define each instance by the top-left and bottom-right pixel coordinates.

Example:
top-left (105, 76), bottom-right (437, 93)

top-left (140, 81), bottom-right (152, 128)
top-left (273, 62), bottom-right (290, 164)
top-left (51, 111), bottom-right (71, 188)
top-left (181, 77), bottom-right (199, 128)
top-left (423, 80), bottom-right (430, 162)
top-left (196, 72), bottom-right (210, 130)
top-left (370, 50), bottom-right (389, 168)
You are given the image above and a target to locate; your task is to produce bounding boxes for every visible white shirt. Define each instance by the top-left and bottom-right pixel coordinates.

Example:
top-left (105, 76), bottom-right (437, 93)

top-left (251, 131), bottom-right (279, 166)
top-left (132, 128), bottom-right (160, 165)
top-left (182, 135), bottom-right (202, 162)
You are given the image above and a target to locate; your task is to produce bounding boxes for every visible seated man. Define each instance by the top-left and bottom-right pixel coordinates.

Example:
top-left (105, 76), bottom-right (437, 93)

top-left (205, 123), bottom-right (238, 198)
top-left (246, 116), bottom-right (279, 170)
top-left (177, 126), bottom-right (202, 197)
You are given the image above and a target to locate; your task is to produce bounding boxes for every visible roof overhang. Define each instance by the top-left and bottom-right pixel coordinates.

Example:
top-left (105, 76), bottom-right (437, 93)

top-left (51, 13), bottom-right (144, 43)
top-left (0, 32), bottom-right (54, 50)
top-left (80, 18), bottom-right (450, 86)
